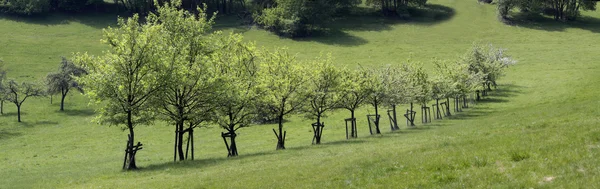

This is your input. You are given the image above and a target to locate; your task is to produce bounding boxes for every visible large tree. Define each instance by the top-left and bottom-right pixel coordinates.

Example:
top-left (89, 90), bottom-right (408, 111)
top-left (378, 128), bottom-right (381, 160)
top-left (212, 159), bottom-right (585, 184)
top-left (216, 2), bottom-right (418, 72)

top-left (74, 12), bottom-right (168, 170)
top-left (303, 55), bottom-right (342, 144)
top-left (5, 80), bottom-right (44, 122)
top-left (212, 34), bottom-right (261, 156)
top-left (151, 1), bottom-right (220, 162)
top-left (259, 48), bottom-right (309, 150)
top-left (45, 57), bottom-right (87, 111)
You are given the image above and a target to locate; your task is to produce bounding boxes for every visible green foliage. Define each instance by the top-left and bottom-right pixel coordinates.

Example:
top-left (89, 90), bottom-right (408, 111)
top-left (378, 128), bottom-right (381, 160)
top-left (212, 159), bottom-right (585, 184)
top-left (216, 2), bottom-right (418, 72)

top-left (152, 1), bottom-right (218, 128)
top-left (378, 65), bottom-right (410, 107)
top-left (302, 54), bottom-right (342, 122)
top-left (496, 0), bottom-right (598, 21)
top-left (74, 13), bottom-right (167, 129)
top-left (401, 62), bottom-right (431, 105)
top-left (212, 33), bottom-right (261, 132)
top-left (255, 0), bottom-right (352, 37)
top-left (0, 0), bottom-right (50, 15)
top-left (258, 47), bottom-right (310, 149)
top-left (54, 0), bottom-right (102, 12)
top-left (461, 44), bottom-right (516, 90)
top-left (366, 0), bottom-right (428, 16)
top-left (431, 61), bottom-right (454, 100)
top-left (337, 68), bottom-right (372, 116)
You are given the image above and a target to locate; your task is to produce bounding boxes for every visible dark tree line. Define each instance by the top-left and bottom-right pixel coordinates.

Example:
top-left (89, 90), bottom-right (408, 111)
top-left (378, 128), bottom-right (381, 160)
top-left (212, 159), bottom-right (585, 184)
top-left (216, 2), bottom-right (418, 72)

top-left (497, 0), bottom-right (597, 21)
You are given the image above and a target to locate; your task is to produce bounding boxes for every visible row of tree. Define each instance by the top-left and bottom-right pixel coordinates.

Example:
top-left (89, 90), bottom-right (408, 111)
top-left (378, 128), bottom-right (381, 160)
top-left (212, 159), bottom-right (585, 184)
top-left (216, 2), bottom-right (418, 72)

top-left (68, 1), bottom-right (516, 170)
top-left (495, 0), bottom-right (597, 21)
top-left (0, 57), bottom-right (87, 123)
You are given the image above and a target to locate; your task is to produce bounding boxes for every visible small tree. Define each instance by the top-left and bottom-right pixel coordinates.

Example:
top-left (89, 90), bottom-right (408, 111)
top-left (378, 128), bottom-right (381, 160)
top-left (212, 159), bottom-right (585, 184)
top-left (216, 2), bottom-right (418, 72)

top-left (74, 13), bottom-right (168, 170)
top-left (5, 80), bottom-right (44, 122)
top-left (212, 33), bottom-right (261, 156)
top-left (365, 68), bottom-right (385, 134)
top-left (400, 62), bottom-right (430, 126)
top-left (259, 48), bottom-right (309, 150)
top-left (379, 65), bottom-right (409, 131)
top-left (303, 55), bottom-right (342, 144)
top-left (338, 68), bottom-right (371, 138)
top-left (431, 61), bottom-right (454, 119)
top-left (45, 57), bottom-right (87, 111)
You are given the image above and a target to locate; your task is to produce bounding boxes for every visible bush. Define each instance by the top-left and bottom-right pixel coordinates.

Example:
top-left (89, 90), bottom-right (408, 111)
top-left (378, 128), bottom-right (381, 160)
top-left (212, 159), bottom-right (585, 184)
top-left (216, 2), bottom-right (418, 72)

top-left (1, 0), bottom-right (50, 15)
top-left (54, 0), bottom-right (102, 12)
top-left (254, 0), bottom-right (339, 37)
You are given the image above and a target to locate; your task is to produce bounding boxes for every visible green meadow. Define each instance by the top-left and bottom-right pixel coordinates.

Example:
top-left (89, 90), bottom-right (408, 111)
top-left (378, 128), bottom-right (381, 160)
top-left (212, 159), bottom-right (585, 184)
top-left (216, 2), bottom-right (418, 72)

top-left (1, 0), bottom-right (600, 188)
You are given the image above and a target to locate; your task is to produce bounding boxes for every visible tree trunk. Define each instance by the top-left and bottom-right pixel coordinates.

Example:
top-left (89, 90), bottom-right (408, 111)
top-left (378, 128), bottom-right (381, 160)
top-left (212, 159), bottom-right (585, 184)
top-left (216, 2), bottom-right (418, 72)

top-left (446, 98), bottom-right (451, 116)
top-left (60, 93), bottom-right (66, 111)
top-left (230, 131), bottom-right (238, 156)
top-left (276, 114), bottom-right (285, 150)
top-left (126, 110), bottom-right (137, 170)
top-left (1, 100), bottom-right (3, 115)
top-left (409, 103), bottom-right (415, 126)
top-left (392, 104), bottom-right (398, 130)
top-left (351, 110), bottom-right (356, 137)
top-left (17, 104), bottom-right (21, 122)
top-left (373, 98), bottom-right (380, 134)
top-left (177, 121), bottom-right (185, 161)
top-left (436, 99), bottom-right (441, 119)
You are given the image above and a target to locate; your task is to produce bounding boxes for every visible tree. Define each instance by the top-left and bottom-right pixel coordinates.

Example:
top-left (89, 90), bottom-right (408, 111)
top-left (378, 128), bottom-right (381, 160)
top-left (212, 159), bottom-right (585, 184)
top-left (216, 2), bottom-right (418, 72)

top-left (337, 68), bottom-right (371, 138)
top-left (461, 44), bottom-right (516, 99)
top-left (45, 57), bottom-right (87, 111)
top-left (73, 12), bottom-right (168, 170)
top-left (5, 80), bottom-right (44, 122)
top-left (212, 33), bottom-right (261, 156)
top-left (497, 0), bottom-right (597, 21)
top-left (365, 0), bottom-right (427, 16)
top-left (400, 62), bottom-right (430, 126)
top-left (303, 55), bottom-right (342, 144)
top-left (259, 48), bottom-right (309, 150)
top-left (150, 1), bottom-right (219, 162)
top-left (379, 65), bottom-right (409, 131)
top-left (364, 68), bottom-right (385, 134)
top-left (431, 61), bottom-right (458, 118)
top-left (254, 0), bottom-right (359, 37)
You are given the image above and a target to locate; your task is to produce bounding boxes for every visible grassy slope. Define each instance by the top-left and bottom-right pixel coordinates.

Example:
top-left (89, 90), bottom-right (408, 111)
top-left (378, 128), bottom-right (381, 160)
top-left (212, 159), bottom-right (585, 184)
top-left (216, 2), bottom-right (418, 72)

top-left (1, 0), bottom-right (600, 188)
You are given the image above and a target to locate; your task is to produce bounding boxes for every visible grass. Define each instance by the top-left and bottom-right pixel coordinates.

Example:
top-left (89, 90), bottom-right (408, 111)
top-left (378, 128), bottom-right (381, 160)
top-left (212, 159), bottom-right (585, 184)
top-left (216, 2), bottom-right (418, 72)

top-left (2, 0), bottom-right (600, 188)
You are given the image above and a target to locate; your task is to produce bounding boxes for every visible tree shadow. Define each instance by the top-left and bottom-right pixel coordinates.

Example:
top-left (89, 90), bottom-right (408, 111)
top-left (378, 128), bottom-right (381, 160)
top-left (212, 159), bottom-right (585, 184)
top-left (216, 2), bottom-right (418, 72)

top-left (138, 151), bottom-right (275, 172)
top-left (507, 12), bottom-right (600, 33)
top-left (0, 129), bottom-right (21, 140)
top-left (292, 4), bottom-right (455, 46)
top-left (406, 4), bottom-right (457, 26)
top-left (212, 3), bottom-right (455, 47)
top-left (19, 120), bottom-right (59, 127)
top-left (58, 109), bottom-right (95, 117)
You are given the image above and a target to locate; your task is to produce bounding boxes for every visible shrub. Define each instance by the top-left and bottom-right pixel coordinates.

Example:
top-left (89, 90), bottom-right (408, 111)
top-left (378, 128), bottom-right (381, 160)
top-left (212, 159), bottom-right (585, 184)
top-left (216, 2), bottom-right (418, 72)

top-left (54, 0), bottom-right (102, 12)
top-left (1, 0), bottom-right (50, 15)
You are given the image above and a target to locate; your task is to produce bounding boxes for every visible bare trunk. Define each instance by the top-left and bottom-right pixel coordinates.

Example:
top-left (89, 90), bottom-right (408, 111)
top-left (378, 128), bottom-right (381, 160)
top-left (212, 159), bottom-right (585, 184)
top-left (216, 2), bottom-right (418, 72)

top-left (17, 104), bottom-right (21, 122)
top-left (60, 93), bottom-right (66, 111)
top-left (177, 121), bottom-right (185, 161)
top-left (126, 110), bottom-right (137, 170)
